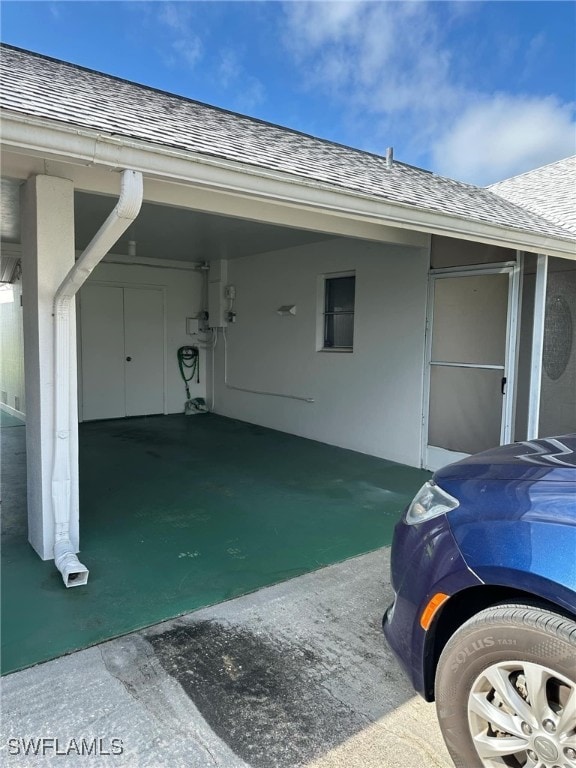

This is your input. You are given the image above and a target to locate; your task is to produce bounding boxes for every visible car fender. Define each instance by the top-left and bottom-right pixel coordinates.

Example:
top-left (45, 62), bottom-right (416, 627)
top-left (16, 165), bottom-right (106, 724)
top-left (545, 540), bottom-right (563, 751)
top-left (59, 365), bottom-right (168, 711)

top-left (449, 516), bottom-right (576, 611)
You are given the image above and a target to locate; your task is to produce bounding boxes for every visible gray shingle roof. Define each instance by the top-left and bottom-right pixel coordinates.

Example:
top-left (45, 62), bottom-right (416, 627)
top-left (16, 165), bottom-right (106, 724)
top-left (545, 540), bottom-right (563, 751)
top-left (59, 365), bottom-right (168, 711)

top-left (1, 44), bottom-right (575, 245)
top-left (489, 156), bottom-right (576, 235)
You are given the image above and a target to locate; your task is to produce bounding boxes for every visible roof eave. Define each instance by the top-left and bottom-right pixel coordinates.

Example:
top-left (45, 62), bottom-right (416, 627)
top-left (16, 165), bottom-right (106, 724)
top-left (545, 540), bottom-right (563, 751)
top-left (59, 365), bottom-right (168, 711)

top-left (2, 110), bottom-right (575, 261)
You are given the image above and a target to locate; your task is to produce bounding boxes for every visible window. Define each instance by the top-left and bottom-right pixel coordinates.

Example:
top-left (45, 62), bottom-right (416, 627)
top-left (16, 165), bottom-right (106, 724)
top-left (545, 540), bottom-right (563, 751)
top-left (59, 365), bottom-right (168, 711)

top-left (323, 274), bottom-right (355, 350)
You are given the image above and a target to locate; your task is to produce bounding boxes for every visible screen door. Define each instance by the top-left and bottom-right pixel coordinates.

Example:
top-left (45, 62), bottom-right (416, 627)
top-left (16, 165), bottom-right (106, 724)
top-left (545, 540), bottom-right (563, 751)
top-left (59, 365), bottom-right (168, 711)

top-left (424, 269), bottom-right (516, 470)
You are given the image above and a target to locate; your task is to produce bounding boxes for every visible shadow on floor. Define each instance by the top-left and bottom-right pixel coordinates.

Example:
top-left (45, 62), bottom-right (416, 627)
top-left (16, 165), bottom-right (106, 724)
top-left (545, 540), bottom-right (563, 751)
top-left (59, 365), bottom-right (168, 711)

top-left (1, 413), bottom-right (429, 674)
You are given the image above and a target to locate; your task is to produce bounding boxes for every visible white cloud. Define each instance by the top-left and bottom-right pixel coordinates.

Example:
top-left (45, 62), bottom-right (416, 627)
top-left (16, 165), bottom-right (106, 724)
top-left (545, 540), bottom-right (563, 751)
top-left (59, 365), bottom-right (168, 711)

top-left (432, 95), bottom-right (576, 185)
top-left (235, 78), bottom-right (265, 113)
top-left (216, 49), bottom-right (265, 112)
top-left (286, 1), bottom-right (365, 50)
top-left (159, 2), bottom-right (193, 34)
top-left (281, 1), bottom-right (465, 157)
top-left (172, 38), bottom-right (203, 68)
top-left (153, 2), bottom-right (262, 103)
top-left (283, 3), bottom-right (458, 112)
top-left (156, 2), bottom-right (203, 70)
top-left (281, 1), bottom-right (575, 183)
top-left (218, 50), bottom-right (241, 88)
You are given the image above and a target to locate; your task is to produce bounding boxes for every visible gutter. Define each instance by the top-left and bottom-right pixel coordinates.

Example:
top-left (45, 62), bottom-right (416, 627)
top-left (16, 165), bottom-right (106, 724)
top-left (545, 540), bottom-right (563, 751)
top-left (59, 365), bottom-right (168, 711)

top-left (2, 112), bottom-right (575, 261)
top-left (52, 169), bottom-right (143, 587)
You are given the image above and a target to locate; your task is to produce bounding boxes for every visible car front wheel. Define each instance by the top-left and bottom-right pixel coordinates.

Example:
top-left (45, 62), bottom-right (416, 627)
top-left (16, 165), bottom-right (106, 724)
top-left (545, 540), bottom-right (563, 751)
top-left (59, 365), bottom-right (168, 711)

top-left (435, 603), bottom-right (576, 768)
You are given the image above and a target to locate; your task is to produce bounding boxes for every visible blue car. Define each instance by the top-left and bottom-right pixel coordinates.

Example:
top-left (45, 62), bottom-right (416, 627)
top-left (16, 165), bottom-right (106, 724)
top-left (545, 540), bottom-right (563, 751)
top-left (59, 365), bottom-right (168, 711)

top-left (383, 435), bottom-right (576, 768)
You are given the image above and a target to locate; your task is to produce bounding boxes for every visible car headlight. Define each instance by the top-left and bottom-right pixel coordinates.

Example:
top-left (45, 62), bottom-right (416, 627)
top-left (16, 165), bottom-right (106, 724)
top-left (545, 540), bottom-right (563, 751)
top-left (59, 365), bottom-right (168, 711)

top-left (405, 480), bottom-right (459, 525)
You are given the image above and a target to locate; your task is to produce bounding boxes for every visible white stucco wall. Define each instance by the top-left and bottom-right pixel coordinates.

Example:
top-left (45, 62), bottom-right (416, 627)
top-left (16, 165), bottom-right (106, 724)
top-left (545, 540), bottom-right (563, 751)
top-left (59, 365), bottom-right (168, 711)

top-left (516, 258), bottom-right (576, 438)
top-left (0, 274), bottom-right (25, 417)
top-left (211, 237), bottom-right (430, 467)
top-left (539, 261), bottom-right (576, 434)
top-left (80, 260), bottom-right (206, 417)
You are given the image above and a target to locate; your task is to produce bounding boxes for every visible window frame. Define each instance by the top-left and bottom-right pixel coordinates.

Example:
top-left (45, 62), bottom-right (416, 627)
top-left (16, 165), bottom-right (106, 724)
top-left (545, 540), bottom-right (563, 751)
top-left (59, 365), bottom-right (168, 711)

top-left (318, 271), bottom-right (356, 352)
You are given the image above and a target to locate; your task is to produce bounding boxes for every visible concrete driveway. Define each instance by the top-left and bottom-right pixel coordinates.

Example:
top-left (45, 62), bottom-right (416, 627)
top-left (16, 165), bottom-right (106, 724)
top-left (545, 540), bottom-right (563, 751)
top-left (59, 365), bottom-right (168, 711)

top-left (0, 549), bottom-right (452, 768)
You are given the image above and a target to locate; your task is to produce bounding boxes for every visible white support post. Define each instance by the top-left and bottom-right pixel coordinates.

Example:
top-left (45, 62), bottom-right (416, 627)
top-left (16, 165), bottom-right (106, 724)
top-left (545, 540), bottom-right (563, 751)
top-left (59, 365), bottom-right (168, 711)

top-left (21, 175), bottom-right (78, 560)
top-left (527, 254), bottom-right (548, 440)
top-left (502, 258), bottom-right (521, 445)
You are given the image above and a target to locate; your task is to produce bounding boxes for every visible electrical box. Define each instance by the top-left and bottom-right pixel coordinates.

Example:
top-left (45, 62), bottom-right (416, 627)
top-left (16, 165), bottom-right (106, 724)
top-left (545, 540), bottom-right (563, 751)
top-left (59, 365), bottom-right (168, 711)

top-left (208, 259), bottom-right (228, 328)
top-left (186, 317), bottom-right (199, 335)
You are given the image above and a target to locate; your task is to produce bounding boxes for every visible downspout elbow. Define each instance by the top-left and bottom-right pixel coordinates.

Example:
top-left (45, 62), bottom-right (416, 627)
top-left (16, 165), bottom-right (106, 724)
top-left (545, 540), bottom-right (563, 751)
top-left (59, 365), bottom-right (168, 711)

top-left (54, 540), bottom-right (89, 587)
top-left (55, 170), bottom-right (143, 307)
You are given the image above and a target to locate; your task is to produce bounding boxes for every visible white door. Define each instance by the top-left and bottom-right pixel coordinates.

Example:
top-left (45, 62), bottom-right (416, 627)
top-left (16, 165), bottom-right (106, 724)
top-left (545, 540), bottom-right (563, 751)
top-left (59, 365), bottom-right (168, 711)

top-left (423, 267), bottom-right (518, 470)
top-left (80, 284), bottom-right (165, 421)
top-left (124, 287), bottom-right (165, 417)
top-left (80, 285), bottom-right (126, 420)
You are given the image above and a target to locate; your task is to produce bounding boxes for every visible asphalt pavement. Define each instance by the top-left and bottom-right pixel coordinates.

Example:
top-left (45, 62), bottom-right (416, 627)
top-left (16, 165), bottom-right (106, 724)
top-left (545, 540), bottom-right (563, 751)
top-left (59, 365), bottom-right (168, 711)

top-left (1, 549), bottom-right (452, 768)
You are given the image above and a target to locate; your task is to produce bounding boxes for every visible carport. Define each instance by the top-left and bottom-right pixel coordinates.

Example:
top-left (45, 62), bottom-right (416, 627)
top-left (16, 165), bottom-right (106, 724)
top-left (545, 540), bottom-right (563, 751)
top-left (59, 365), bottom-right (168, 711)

top-left (2, 140), bottom-right (437, 673)
top-left (1, 146), bottom-right (436, 673)
top-left (1, 45), bottom-right (575, 674)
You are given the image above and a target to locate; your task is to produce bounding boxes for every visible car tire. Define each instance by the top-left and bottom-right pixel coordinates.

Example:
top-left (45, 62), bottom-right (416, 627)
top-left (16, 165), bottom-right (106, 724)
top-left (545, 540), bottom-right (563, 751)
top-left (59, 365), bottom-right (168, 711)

top-left (435, 603), bottom-right (576, 768)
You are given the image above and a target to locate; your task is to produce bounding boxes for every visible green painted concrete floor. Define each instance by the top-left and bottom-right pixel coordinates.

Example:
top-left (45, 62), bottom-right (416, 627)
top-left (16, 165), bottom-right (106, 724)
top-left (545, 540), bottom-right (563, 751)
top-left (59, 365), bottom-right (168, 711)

top-left (1, 414), bottom-right (429, 675)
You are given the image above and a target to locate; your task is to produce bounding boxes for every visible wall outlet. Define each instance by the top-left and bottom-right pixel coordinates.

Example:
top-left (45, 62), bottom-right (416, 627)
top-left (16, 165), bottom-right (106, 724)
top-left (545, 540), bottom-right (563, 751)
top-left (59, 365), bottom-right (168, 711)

top-left (225, 285), bottom-right (236, 300)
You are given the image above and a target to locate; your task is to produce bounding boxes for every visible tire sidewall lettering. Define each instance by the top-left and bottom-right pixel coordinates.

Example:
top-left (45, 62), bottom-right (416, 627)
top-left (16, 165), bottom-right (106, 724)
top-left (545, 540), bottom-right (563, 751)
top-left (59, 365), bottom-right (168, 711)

top-left (449, 636), bottom-right (497, 674)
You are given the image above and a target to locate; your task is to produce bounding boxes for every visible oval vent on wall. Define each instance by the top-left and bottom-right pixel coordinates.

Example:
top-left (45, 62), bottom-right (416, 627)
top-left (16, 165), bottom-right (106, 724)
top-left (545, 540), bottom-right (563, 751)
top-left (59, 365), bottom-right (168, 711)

top-left (543, 295), bottom-right (573, 381)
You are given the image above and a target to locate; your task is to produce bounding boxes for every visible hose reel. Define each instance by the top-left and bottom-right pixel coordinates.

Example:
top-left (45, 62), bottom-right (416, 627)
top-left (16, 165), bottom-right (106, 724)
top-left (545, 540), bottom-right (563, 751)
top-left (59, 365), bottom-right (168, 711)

top-left (177, 346), bottom-right (207, 415)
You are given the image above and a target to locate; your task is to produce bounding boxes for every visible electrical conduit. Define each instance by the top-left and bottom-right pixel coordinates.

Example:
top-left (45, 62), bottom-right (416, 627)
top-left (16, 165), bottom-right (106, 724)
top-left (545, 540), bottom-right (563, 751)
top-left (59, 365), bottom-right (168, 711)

top-left (221, 328), bottom-right (315, 403)
top-left (52, 169), bottom-right (143, 586)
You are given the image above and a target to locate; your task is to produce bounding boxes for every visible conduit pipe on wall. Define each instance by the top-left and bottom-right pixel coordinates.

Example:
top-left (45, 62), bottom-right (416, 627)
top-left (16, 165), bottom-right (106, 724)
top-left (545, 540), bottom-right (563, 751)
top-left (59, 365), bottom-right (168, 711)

top-left (220, 327), bottom-right (315, 403)
top-left (52, 169), bottom-right (143, 587)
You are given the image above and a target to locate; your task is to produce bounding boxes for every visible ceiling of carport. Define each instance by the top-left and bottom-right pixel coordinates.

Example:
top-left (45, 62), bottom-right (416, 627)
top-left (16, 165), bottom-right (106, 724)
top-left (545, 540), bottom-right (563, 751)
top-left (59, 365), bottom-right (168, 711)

top-left (75, 191), bottom-right (333, 262)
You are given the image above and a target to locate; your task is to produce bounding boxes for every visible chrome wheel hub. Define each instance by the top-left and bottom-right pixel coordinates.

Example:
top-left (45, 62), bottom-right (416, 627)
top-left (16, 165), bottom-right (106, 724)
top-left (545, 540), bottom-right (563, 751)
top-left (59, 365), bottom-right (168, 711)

top-left (467, 660), bottom-right (576, 767)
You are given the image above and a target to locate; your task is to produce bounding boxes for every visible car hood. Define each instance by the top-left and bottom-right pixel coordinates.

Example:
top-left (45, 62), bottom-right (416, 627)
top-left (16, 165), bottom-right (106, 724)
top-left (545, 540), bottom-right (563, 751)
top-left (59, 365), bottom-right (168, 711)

top-left (435, 434), bottom-right (576, 484)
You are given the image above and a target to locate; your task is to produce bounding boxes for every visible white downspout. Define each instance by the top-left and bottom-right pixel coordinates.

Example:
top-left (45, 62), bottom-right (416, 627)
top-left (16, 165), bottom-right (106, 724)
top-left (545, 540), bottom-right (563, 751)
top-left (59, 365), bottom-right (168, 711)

top-left (52, 169), bottom-right (143, 587)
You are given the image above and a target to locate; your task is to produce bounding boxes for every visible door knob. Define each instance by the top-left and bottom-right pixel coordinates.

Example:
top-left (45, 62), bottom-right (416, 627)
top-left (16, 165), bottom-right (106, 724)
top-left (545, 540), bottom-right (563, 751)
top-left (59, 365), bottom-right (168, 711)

top-left (126, 356), bottom-right (132, 362)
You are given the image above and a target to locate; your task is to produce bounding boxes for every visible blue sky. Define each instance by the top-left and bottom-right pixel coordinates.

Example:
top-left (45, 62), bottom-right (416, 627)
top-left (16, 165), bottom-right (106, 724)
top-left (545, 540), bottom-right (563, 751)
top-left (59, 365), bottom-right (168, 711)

top-left (2, 1), bottom-right (575, 185)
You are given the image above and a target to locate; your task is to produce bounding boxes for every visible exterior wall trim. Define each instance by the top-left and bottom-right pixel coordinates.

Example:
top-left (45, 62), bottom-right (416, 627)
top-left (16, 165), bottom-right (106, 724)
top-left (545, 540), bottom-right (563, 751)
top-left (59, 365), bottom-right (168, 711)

top-left (3, 111), bottom-right (575, 261)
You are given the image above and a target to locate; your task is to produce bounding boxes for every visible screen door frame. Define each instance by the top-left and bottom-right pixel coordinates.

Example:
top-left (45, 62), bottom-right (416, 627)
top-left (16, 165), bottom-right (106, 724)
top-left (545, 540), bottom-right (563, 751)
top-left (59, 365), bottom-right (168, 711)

top-left (422, 261), bottom-right (521, 470)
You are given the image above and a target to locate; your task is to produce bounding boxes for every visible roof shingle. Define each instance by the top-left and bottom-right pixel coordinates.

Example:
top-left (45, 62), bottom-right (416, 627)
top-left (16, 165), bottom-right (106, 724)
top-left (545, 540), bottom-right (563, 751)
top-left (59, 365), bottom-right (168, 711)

top-left (1, 44), bottom-right (575, 245)
top-left (490, 156), bottom-right (576, 235)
